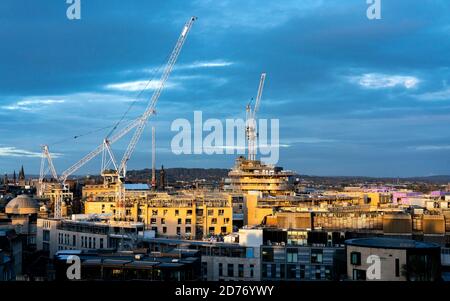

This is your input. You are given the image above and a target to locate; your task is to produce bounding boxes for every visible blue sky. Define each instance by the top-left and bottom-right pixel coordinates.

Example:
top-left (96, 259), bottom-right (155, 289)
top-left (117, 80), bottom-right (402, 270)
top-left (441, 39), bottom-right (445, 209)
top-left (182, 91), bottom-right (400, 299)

top-left (1, 0), bottom-right (450, 177)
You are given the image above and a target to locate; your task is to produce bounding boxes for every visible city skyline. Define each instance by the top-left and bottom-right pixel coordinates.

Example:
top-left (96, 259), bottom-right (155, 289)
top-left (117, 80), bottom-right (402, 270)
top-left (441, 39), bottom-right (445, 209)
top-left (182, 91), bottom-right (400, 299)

top-left (1, 1), bottom-right (450, 177)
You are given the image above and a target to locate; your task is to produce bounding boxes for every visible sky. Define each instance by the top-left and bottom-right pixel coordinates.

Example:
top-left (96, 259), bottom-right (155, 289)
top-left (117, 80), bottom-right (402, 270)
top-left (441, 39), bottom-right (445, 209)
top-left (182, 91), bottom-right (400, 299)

top-left (1, 0), bottom-right (450, 177)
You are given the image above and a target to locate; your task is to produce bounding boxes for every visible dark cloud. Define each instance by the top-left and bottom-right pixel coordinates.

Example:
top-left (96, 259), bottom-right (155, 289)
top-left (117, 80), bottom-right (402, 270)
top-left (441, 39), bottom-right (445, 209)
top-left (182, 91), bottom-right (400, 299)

top-left (1, 0), bottom-right (450, 176)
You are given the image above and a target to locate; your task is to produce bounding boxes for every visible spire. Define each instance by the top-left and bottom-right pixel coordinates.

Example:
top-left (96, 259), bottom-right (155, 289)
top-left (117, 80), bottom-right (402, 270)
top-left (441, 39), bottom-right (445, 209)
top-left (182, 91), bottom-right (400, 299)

top-left (19, 165), bottom-right (25, 181)
top-left (13, 170), bottom-right (16, 184)
top-left (159, 165), bottom-right (166, 191)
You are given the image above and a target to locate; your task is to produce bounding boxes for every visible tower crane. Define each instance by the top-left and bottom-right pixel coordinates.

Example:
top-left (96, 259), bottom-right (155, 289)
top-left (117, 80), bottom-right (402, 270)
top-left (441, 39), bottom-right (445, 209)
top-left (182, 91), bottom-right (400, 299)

top-left (38, 145), bottom-right (58, 197)
top-left (246, 73), bottom-right (266, 161)
top-left (38, 16), bottom-right (197, 219)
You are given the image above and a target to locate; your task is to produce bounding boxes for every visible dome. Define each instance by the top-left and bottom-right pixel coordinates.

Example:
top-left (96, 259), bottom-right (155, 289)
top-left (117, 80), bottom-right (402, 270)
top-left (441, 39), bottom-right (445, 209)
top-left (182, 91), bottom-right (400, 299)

top-left (5, 194), bottom-right (39, 214)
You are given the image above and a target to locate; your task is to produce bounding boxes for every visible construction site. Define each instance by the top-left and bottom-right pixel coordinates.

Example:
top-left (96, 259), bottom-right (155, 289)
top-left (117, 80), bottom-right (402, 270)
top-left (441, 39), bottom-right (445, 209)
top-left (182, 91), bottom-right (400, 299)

top-left (1, 11), bottom-right (449, 283)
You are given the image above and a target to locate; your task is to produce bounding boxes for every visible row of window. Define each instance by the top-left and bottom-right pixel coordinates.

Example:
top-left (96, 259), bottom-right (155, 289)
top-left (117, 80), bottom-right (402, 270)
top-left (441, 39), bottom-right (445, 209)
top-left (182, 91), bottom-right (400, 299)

top-left (151, 226), bottom-right (229, 235)
top-left (217, 263), bottom-right (254, 278)
top-left (58, 233), bottom-right (75, 246)
top-left (57, 233), bottom-right (105, 249)
top-left (262, 248), bottom-right (324, 264)
top-left (151, 226), bottom-right (193, 235)
top-left (80, 236), bottom-right (105, 249)
top-left (151, 209), bottom-right (226, 216)
top-left (262, 263), bottom-right (331, 280)
top-left (150, 217), bottom-right (230, 225)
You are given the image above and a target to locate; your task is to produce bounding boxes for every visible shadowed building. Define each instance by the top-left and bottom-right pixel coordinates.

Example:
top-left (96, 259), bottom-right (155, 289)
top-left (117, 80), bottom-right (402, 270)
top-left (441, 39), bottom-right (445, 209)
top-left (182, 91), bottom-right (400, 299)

top-left (346, 237), bottom-right (441, 281)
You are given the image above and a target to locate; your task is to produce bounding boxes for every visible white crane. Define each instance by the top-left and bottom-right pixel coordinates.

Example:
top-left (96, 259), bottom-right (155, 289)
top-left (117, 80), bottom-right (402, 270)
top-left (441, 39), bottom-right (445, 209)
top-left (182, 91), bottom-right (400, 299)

top-left (38, 145), bottom-right (58, 197)
top-left (246, 73), bottom-right (266, 161)
top-left (39, 16), bottom-right (197, 219)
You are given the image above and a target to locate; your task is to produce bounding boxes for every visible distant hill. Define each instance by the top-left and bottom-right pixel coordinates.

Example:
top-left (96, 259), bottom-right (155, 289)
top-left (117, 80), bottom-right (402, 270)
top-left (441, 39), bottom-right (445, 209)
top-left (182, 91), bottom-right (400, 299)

top-left (298, 175), bottom-right (450, 185)
top-left (125, 168), bottom-right (230, 183)
top-left (122, 169), bottom-right (450, 185)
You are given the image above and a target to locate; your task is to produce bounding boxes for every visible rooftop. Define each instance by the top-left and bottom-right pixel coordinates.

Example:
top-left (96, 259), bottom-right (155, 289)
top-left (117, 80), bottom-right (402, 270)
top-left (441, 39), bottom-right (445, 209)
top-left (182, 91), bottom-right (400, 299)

top-left (345, 237), bottom-right (441, 250)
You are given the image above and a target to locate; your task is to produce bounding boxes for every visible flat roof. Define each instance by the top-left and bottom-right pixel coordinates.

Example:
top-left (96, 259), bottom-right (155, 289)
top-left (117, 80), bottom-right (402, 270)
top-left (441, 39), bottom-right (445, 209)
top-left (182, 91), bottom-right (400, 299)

top-left (345, 237), bottom-right (440, 250)
top-left (147, 237), bottom-right (241, 248)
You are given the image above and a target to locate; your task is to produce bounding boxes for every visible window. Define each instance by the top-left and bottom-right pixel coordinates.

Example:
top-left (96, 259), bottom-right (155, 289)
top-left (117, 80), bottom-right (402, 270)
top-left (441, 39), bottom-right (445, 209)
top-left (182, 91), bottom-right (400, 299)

top-left (219, 263), bottom-right (223, 276)
top-left (250, 265), bottom-right (254, 278)
top-left (176, 227), bottom-right (181, 236)
top-left (299, 265), bottom-right (305, 279)
top-left (93, 237), bottom-right (96, 248)
top-left (175, 210), bottom-right (179, 216)
top-left (325, 267), bottom-right (332, 280)
top-left (152, 210), bottom-right (158, 216)
top-left (43, 230), bottom-right (50, 242)
top-left (207, 209), bottom-right (214, 216)
top-left (151, 218), bottom-right (157, 224)
top-left (262, 248), bottom-right (274, 262)
top-left (350, 252), bottom-right (361, 265)
top-left (161, 218), bottom-right (166, 224)
top-left (287, 248), bottom-right (298, 263)
top-left (224, 218), bottom-right (230, 224)
top-left (163, 209), bottom-right (168, 216)
top-left (185, 227), bottom-right (191, 234)
top-left (187, 210), bottom-right (192, 216)
top-left (163, 227), bottom-right (167, 234)
top-left (209, 227), bottom-right (215, 234)
top-left (311, 249), bottom-right (323, 264)
top-left (202, 262), bottom-right (207, 278)
top-left (100, 238), bottom-right (104, 249)
top-left (186, 219), bottom-right (191, 225)
top-left (238, 264), bottom-right (244, 277)
top-left (395, 258), bottom-right (400, 277)
top-left (72, 235), bottom-right (76, 247)
top-left (262, 264), bottom-right (268, 278)
top-left (211, 218), bottom-right (217, 224)
top-left (353, 269), bottom-right (366, 280)
top-left (178, 218), bottom-right (182, 225)
top-left (218, 209), bottom-right (224, 216)
top-left (227, 264), bottom-right (234, 277)
top-left (88, 237), bottom-right (92, 249)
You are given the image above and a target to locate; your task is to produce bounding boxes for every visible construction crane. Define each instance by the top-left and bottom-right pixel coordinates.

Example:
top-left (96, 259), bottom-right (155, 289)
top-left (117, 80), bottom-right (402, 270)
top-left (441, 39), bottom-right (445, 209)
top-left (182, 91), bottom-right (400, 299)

top-left (39, 16), bottom-right (197, 219)
top-left (246, 73), bottom-right (266, 161)
top-left (38, 145), bottom-right (58, 197)
top-left (151, 126), bottom-right (156, 190)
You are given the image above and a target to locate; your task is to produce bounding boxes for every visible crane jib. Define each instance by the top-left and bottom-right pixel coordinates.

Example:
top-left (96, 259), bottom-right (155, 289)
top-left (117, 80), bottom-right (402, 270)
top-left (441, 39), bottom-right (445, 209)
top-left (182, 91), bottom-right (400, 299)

top-left (42, 17), bottom-right (196, 184)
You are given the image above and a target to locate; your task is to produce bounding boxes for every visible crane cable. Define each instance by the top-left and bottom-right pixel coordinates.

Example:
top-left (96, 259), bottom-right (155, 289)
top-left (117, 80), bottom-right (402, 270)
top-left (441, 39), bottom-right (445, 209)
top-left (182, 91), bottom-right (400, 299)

top-left (106, 51), bottom-right (171, 139)
top-left (48, 54), bottom-right (170, 147)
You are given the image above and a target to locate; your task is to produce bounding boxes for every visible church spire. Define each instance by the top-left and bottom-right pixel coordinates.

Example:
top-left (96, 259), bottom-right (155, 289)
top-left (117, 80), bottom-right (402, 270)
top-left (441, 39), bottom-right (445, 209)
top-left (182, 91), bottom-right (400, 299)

top-left (19, 165), bottom-right (25, 181)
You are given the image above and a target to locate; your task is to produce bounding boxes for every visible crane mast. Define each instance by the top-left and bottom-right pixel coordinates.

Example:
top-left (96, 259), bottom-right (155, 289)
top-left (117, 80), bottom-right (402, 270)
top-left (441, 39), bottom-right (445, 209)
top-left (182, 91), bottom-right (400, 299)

top-left (246, 73), bottom-right (266, 161)
top-left (151, 126), bottom-right (156, 190)
top-left (38, 145), bottom-right (58, 196)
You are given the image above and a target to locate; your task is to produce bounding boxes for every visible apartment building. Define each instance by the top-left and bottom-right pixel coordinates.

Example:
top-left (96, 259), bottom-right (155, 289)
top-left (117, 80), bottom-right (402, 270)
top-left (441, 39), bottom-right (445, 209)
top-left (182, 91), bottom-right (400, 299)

top-left (84, 192), bottom-right (233, 239)
top-left (36, 215), bottom-right (146, 257)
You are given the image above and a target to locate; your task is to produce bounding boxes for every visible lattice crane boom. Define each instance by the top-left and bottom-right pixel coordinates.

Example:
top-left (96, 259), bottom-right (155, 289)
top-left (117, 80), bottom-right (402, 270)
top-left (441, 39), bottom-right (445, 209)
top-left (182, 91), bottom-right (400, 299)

top-left (247, 73), bottom-right (266, 161)
top-left (118, 16), bottom-right (197, 177)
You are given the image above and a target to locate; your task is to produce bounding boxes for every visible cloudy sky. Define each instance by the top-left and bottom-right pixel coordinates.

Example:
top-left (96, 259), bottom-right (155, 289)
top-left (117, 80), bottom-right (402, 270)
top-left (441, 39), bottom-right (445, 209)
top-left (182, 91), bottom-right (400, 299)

top-left (1, 0), bottom-right (450, 177)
